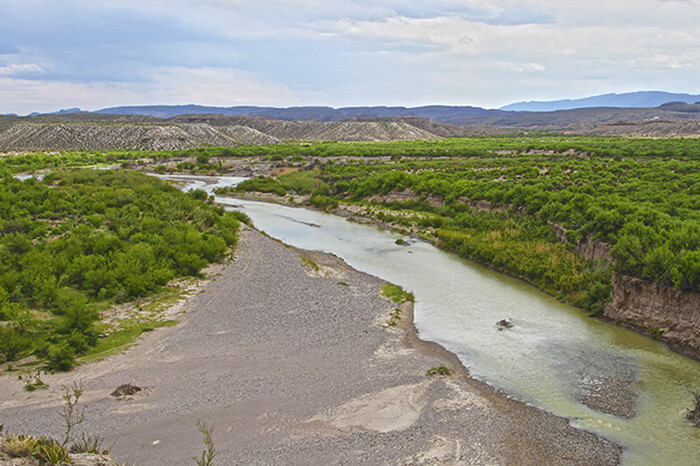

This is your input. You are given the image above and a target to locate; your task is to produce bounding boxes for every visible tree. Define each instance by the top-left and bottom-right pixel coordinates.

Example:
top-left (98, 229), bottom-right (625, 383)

top-left (0, 325), bottom-right (31, 361)
top-left (56, 290), bottom-right (98, 335)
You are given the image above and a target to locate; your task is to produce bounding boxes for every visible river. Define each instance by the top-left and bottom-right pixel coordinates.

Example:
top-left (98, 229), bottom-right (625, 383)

top-left (167, 174), bottom-right (700, 464)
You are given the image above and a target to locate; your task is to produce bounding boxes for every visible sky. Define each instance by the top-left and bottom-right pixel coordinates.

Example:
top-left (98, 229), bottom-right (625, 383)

top-left (1, 0), bottom-right (700, 115)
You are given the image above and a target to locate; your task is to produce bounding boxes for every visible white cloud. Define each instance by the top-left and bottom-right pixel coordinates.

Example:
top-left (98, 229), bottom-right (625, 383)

top-left (325, 12), bottom-right (700, 75)
top-left (149, 66), bottom-right (300, 105)
top-left (0, 78), bottom-right (140, 115)
top-left (0, 67), bottom-right (300, 115)
top-left (0, 63), bottom-right (43, 76)
top-left (329, 16), bottom-right (484, 54)
top-left (1, 0), bottom-right (700, 112)
top-left (497, 61), bottom-right (546, 73)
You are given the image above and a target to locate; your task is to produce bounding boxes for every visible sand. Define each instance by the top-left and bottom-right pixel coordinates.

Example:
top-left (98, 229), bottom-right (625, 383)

top-left (0, 226), bottom-right (621, 465)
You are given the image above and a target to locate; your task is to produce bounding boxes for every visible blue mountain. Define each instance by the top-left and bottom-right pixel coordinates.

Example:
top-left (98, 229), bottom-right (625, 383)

top-left (500, 91), bottom-right (700, 112)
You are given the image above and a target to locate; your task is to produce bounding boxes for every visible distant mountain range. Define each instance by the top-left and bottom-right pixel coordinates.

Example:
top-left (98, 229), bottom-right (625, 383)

top-left (3, 106), bottom-right (700, 152)
top-left (86, 91), bottom-right (700, 124)
top-left (16, 91), bottom-right (700, 122)
top-left (3, 90), bottom-right (700, 151)
top-left (500, 91), bottom-right (700, 112)
top-left (93, 104), bottom-right (505, 125)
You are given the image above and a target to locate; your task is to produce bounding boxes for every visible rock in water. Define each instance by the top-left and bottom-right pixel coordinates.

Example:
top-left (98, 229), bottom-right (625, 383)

top-left (496, 318), bottom-right (514, 330)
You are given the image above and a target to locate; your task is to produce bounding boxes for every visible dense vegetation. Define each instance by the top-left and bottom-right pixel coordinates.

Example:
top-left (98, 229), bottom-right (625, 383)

top-left (223, 136), bottom-right (699, 313)
top-left (7, 134), bottom-right (700, 173)
top-left (0, 169), bottom-right (242, 369)
top-left (1, 135), bottom-right (697, 364)
top-left (112, 135), bottom-right (700, 160)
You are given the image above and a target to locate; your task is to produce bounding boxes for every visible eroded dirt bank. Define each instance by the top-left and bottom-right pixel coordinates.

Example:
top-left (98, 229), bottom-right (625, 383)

top-left (605, 273), bottom-right (700, 360)
top-left (1, 226), bottom-right (620, 465)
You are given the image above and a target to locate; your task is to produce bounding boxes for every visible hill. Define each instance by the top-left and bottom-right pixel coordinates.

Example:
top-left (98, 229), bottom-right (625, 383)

top-left (96, 104), bottom-right (504, 124)
top-left (0, 114), bottom-right (450, 151)
top-left (577, 119), bottom-right (700, 137)
top-left (500, 91), bottom-right (700, 112)
top-left (94, 102), bottom-right (700, 127)
top-left (3, 105), bottom-right (700, 152)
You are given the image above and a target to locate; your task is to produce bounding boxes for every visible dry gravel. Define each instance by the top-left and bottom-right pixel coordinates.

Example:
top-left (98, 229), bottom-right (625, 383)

top-left (0, 226), bottom-right (621, 465)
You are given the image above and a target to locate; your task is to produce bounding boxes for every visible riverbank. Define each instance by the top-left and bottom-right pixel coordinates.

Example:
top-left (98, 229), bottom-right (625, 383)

top-left (223, 192), bottom-right (643, 419)
top-left (227, 188), bottom-right (700, 368)
top-left (0, 225), bottom-right (620, 465)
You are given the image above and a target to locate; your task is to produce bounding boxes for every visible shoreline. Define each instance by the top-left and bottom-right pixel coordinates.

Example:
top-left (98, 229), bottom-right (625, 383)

top-left (0, 224), bottom-right (621, 464)
top-left (226, 189), bottom-right (700, 364)
top-left (217, 192), bottom-right (642, 419)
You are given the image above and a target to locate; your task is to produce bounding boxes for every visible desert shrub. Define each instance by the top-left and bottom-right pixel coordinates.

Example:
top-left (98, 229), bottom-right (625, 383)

top-left (46, 346), bottom-right (76, 372)
top-left (1, 434), bottom-right (37, 457)
top-left (427, 366), bottom-right (451, 376)
top-left (0, 326), bottom-right (31, 362)
top-left (70, 433), bottom-right (108, 454)
top-left (309, 194), bottom-right (338, 211)
top-left (381, 283), bottom-right (414, 304)
top-left (278, 170), bottom-right (326, 194)
top-left (189, 189), bottom-right (209, 201)
top-left (235, 176), bottom-right (285, 196)
top-left (34, 437), bottom-right (70, 464)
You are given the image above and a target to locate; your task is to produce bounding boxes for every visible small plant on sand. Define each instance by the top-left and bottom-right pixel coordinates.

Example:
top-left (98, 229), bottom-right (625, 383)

top-left (387, 308), bottom-right (403, 327)
top-left (299, 254), bottom-right (319, 272)
top-left (35, 437), bottom-right (71, 464)
top-left (1, 433), bottom-right (37, 457)
top-left (194, 420), bottom-right (216, 466)
top-left (23, 371), bottom-right (48, 392)
top-left (381, 283), bottom-right (414, 304)
top-left (60, 381), bottom-right (86, 447)
top-left (427, 366), bottom-right (451, 377)
top-left (650, 327), bottom-right (665, 340)
top-left (0, 380), bottom-right (112, 464)
top-left (70, 432), bottom-right (109, 455)
top-left (0, 434), bottom-right (69, 465)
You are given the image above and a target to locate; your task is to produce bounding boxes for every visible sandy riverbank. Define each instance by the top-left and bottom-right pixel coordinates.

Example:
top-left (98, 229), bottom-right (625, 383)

top-left (0, 225), bottom-right (620, 465)
top-left (223, 191), bottom-right (641, 419)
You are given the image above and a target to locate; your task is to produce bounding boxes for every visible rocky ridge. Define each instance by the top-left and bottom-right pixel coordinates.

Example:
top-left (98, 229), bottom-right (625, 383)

top-left (3, 108), bottom-right (700, 152)
top-left (0, 115), bottom-right (448, 151)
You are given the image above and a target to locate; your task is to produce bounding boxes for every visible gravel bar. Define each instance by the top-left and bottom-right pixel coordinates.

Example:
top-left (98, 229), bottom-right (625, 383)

top-left (0, 226), bottom-right (621, 465)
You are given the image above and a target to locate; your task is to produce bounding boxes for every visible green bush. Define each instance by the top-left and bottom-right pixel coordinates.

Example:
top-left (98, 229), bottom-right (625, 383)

top-left (381, 283), bottom-right (414, 304)
top-left (46, 346), bottom-right (76, 372)
top-left (309, 194), bottom-right (338, 211)
top-left (67, 331), bottom-right (91, 354)
top-left (0, 326), bottom-right (31, 362)
top-left (36, 437), bottom-right (70, 464)
top-left (189, 189), bottom-right (209, 201)
top-left (278, 170), bottom-right (327, 194)
top-left (235, 176), bottom-right (285, 196)
top-left (427, 366), bottom-right (451, 376)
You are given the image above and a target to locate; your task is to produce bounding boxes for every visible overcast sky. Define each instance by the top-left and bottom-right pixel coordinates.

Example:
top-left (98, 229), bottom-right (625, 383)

top-left (2, 0), bottom-right (699, 114)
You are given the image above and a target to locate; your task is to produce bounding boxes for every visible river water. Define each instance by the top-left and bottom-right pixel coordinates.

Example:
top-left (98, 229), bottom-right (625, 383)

top-left (168, 175), bottom-right (700, 464)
